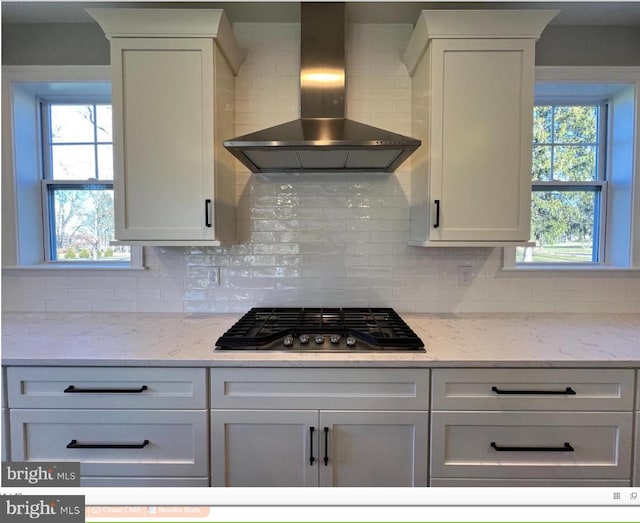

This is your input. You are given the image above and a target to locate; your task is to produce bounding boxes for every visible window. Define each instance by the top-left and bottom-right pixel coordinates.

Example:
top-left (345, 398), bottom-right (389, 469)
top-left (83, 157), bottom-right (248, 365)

top-left (2, 66), bottom-right (142, 270)
top-left (41, 100), bottom-right (129, 263)
top-left (516, 103), bottom-right (607, 264)
top-left (503, 67), bottom-right (640, 271)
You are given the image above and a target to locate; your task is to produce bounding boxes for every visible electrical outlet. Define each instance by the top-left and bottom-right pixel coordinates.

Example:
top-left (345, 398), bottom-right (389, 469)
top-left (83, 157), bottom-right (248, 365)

top-left (458, 266), bottom-right (472, 286)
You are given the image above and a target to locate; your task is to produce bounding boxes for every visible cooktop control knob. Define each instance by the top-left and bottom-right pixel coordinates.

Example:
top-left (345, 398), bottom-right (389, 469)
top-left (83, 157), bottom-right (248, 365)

top-left (283, 336), bottom-right (294, 347)
top-left (314, 335), bottom-right (325, 345)
top-left (299, 334), bottom-right (310, 344)
top-left (330, 334), bottom-right (341, 344)
top-left (345, 336), bottom-right (357, 347)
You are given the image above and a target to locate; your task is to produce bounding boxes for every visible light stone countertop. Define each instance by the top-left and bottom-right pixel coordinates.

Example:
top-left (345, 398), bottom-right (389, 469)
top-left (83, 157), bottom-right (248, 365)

top-left (1, 312), bottom-right (639, 368)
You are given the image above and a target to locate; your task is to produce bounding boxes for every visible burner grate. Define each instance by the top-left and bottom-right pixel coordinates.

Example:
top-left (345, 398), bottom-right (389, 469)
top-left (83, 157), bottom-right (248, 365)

top-left (215, 307), bottom-right (424, 350)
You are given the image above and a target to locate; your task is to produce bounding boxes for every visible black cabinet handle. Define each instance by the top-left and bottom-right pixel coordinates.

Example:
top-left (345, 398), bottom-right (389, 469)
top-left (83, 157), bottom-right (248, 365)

top-left (323, 427), bottom-right (329, 466)
top-left (491, 386), bottom-right (576, 396)
top-left (309, 427), bottom-right (315, 466)
top-left (64, 385), bottom-right (148, 394)
top-left (205, 199), bottom-right (212, 227)
top-left (491, 441), bottom-right (574, 452)
top-left (67, 439), bottom-right (150, 449)
top-left (433, 199), bottom-right (440, 228)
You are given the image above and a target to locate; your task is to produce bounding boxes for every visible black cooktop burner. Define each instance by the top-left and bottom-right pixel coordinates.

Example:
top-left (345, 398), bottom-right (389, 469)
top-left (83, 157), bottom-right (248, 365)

top-left (215, 307), bottom-right (425, 352)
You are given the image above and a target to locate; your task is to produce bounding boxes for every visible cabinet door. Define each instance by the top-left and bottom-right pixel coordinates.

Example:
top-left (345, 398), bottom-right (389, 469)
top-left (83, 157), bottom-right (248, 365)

top-left (428, 39), bottom-right (533, 242)
top-left (211, 410), bottom-right (319, 487)
top-left (111, 37), bottom-right (215, 241)
top-left (319, 411), bottom-right (428, 487)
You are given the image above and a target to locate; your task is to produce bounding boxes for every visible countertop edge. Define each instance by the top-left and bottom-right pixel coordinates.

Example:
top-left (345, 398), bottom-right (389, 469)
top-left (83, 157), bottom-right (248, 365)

top-left (2, 358), bottom-right (638, 368)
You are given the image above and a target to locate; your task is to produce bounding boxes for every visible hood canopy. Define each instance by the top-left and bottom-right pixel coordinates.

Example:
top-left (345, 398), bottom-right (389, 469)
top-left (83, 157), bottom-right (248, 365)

top-left (224, 2), bottom-right (420, 173)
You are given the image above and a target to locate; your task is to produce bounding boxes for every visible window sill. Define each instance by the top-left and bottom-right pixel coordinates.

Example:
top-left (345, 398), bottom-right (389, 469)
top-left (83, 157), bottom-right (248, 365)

top-left (502, 264), bottom-right (640, 273)
top-left (2, 264), bottom-right (147, 272)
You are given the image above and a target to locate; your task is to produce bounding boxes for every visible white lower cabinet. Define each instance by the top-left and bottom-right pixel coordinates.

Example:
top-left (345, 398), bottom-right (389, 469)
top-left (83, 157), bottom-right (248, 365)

top-left (211, 409), bottom-right (427, 487)
top-left (431, 368), bottom-right (635, 486)
top-left (635, 370), bottom-right (640, 487)
top-left (210, 368), bottom-right (429, 487)
top-left (431, 411), bottom-right (632, 481)
top-left (7, 366), bottom-right (209, 486)
top-left (1, 407), bottom-right (9, 462)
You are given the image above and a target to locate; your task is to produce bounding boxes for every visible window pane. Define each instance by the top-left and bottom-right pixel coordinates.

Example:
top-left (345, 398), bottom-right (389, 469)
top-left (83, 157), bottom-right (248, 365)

top-left (51, 144), bottom-right (96, 179)
top-left (553, 106), bottom-right (598, 143)
top-left (533, 106), bottom-right (552, 143)
top-left (50, 105), bottom-right (96, 143)
top-left (49, 186), bottom-right (129, 262)
top-left (532, 145), bottom-right (552, 181)
top-left (96, 105), bottom-right (112, 142)
top-left (518, 189), bottom-right (598, 264)
top-left (552, 145), bottom-right (597, 181)
top-left (97, 144), bottom-right (114, 180)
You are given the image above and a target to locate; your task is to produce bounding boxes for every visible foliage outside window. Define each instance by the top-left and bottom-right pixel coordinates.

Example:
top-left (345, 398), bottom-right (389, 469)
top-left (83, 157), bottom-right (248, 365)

top-left (41, 101), bottom-right (130, 263)
top-left (516, 104), bottom-right (606, 264)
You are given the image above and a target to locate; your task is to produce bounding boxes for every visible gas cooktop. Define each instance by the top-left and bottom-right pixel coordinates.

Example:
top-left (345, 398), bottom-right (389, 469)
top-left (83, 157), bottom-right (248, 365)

top-left (215, 307), bottom-right (425, 352)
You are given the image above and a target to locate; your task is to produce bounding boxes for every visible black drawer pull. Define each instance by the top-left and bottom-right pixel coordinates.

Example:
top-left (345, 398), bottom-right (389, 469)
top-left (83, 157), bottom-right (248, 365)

top-left (205, 199), bottom-right (212, 227)
top-left (309, 427), bottom-right (315, 466)
top-left (323, 427), bottom-right (329, 466)
top-left (491, 441), bottom-right (574, 452)
top-left (491, 386), bottom-right (576, 396)
top-left (67, 439), bottom-right (150, 449)
top-left (433, 199), bottom-right (440, 228)
top-left (64, 385), bottom-right (148, 394)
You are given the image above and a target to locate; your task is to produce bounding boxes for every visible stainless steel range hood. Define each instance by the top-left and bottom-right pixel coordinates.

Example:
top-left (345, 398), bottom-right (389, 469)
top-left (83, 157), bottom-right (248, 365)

top-left (224, 2), bottom-right (421, 173)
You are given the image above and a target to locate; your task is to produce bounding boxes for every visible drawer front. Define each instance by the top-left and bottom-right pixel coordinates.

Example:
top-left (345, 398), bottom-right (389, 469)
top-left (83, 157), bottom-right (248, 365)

top-left (432, 368), bottom-right (635, 411)
top-left (210, 368), bottom-right (429, 410)
top-left (637, 370), bottom-right (640, 408)
top-left (2, 408), bottom-right (9, 462)
top-left (7, 367), bottom-right (207, 409)
top-left (431, 478), bottom-right (631, 487)
top-left (635, 412), bottom-right (640, 487)
top-left (431, 411), bottom-right (633, 479)
top-left (10, 409), bottom-right (208, 477)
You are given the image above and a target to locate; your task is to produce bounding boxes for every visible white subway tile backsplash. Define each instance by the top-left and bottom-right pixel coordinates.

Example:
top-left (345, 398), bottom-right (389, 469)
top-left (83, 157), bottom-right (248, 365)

top-left (2, 22), bottom-right (638, 314)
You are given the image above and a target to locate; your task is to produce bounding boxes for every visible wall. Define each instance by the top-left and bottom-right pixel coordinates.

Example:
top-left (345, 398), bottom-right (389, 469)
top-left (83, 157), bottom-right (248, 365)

top-left (2, 22), bottom-right (640, 314)
top-left (5, 21), bottom-right (640, 68)
top-left (1, 23), bottom-right (110, 65)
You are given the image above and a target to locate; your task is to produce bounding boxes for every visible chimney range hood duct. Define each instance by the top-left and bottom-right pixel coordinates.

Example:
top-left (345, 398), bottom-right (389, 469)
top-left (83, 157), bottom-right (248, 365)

top-left (224, 2), bottom-right (421, 173)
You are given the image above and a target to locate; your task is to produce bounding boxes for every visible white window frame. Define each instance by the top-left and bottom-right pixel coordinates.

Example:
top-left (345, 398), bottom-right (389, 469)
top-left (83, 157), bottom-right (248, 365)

top-left (2, 65), bottom-right (143, 270)
top-left (528, 100), bottom-right (608, 264)
top-left (503, 66), bottom-right (640, 271)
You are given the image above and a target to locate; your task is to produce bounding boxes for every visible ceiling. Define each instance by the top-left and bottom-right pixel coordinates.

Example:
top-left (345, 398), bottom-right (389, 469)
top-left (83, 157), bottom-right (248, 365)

top-left (2, 1), bottom-right (640, 26)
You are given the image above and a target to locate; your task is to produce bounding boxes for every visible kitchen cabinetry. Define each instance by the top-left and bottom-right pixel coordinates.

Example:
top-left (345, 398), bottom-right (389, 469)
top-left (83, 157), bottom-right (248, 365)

top-left (402, 10), bottom-right (556, 246)
top-left (634, 371), bottom-right (640, 487)
top-left (210, 368), bottom-right (429, 487)
top-left (430, 368), bottom-right (635, 486)
top-left (1, 367), bottom-right (8, 462)
top-left (7, 367), bottom-right (209, 486)
top-left (88, 9), bottom-right (244, 245)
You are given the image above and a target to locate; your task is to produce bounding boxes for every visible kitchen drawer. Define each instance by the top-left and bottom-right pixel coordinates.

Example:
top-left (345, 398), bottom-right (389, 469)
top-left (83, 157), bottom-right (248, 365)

top-left (7, 367), bottom-right (207, 409)
top-left (432, 368), bottom-right (635, 411)
top-left (2, 408), bottom-right (9, 462)
top-left (431, 478), bottom-right (631, 487)
top-left (10, 409), bottom-right (208, 477)
top-left (81, 477), bottom-right (209, 487)
top-left (431, 411), bottom-right (633, 479)
top-left (210, 368), bottom-right (429, 410)
top-left (636, 370), bottom-right (640, 408)
top-left (634, 412), bottom-right (640, 487)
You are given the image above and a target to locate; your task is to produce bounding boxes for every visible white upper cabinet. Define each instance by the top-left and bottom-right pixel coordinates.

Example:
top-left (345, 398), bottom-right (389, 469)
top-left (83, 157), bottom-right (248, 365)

top-left (87, 9), bottom-right (244, 245)
top-left (403, 10), bottom-right (557, 246)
